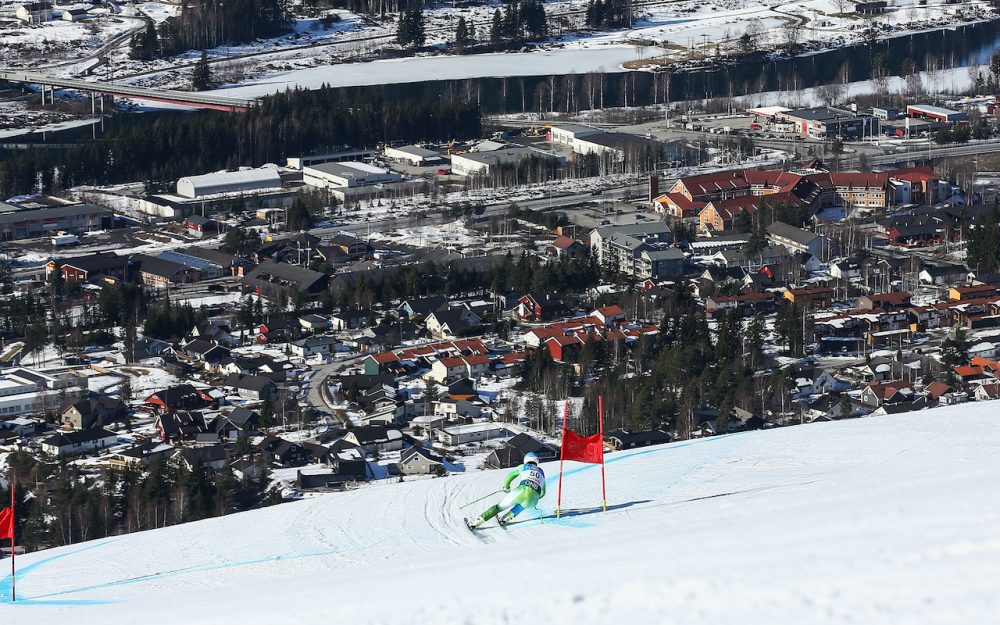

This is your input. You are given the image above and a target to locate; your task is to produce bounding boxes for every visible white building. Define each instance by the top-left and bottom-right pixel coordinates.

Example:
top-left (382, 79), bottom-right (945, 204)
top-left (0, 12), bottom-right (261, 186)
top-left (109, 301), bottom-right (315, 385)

top-left (0, 367), bottom-right (87, 418)
top-left (61, 6), bottom-right (88, 21)
top-left (549, 123), bottom-right (603, 148)
top-left (41, 428), bottom-right (118, 457)
top-left (15, 1), bottom-right (53, 22)
top-left (384, 145), bottom-right (443, 166)
top-left (176, 168), bottom-right (282, 199)
top-left (436, 422), bottom-right (510, 446)
top-left (302, 161), bottom-right (401, 189)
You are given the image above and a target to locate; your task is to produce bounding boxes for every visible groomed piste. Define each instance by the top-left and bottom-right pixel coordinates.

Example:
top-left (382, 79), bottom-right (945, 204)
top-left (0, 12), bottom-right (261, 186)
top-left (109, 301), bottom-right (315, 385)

top-left (1, 404), bottom-right (998, 624)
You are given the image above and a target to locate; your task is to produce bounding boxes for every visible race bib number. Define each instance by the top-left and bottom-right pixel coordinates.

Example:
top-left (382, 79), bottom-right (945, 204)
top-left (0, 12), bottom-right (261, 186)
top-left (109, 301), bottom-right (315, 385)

top-left (521, 468), bottom-right (544, 493)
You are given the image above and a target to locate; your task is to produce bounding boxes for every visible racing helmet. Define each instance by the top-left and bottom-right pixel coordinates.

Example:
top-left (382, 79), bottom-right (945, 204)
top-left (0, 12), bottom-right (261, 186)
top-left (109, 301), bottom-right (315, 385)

top-left (524, 452), bottom-right (539, 465)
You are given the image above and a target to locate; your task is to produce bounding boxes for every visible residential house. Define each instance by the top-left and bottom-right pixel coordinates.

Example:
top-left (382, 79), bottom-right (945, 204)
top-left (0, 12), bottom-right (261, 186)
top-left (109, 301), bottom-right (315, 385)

top-left (299, 314), bottom-right (332, 332)
top-left (859, 381), bottom-right (914, 408)
top-left (183, 215), bottom-right (218, 238)
top-left (290, 336), bottom-right (338, 359)
top-left (224, 374), bottom-right (277, 401)
top-left (859, 291), bottom-right (912, 311)
top-left (949, 284), bottom-right (997, 301)
top-left (257, 435), bottom-right (311, 467)
top-left (155, 411), bottom-right (210, 442)
top-left (516, 294), bottom-right (567, 322)
top-left (784, 286), bottom-right (834, 309)
top-left (425, 308), bottom-right (481, 339)
top-left (919, 264), bottom-right (968, 286)
top-left (399, 296), bottom-right (448, 319)
top-left (15, 2), bottom-right (53, 23)
top-left (170, 444), bottom-right (227, 471)
top-left (437, 422), bottom-right (511, 446)
top-left (145, 384), bottom-right (216, 413)
top-left (59, 396), bottom-right (128, 430)
top-left (41, 427), bottom-right (117, 457)
top-left (483, 432), bottom-right (559, 468)
top-left (586, 307), bottom-right (624, 329)
top-left (242, 260), bottom-right (328, 302)
top-left (397, 445), bottom-right (446, 476)
top-left (134, 254), bottom-right (201, 288)
top-left (46, 252), bottom-right (128, 285)
top-left (342, 426), bottom-right (404, 454)
top-left (605, 429), bottom-right (672, 450)
top-left (548, 236), bottom-right (585, 259)
top-left (766, 221), bottom-right (827, 258)
top-left (329, 310), bottom-right (368, 331)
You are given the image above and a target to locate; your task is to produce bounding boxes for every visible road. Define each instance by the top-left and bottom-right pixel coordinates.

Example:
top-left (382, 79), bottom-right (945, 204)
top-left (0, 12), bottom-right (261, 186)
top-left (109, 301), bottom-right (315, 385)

top-left (304, 352), bottom-right (369, 417)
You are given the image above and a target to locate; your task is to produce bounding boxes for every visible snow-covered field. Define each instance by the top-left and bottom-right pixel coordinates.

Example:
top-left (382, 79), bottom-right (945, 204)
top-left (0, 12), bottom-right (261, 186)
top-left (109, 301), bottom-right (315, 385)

top-left (1, 404), bottom-right (997, 623)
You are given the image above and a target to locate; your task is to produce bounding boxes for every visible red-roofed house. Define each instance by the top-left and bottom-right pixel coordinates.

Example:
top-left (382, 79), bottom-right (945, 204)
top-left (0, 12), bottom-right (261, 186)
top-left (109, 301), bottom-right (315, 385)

top-left (888, 167), bottom-right (941, 205)
top-left (545, 334), bottom-right (588, 362)
top-left (547, 236), bottom-right (585, 259)
top-left (363, 351), bottom-right (400, 375)
top-left (860, 380), bottom-right (913, 407)
top-left (591, 305), bottom-right (626, 326)
top-left (829, 172), bottom-right (889, 210)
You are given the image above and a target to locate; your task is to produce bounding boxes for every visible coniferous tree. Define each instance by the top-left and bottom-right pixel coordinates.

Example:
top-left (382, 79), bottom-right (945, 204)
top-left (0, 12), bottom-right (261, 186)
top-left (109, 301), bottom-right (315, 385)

top-left (192, 51), bottom-right (212, 91)
top-left (490, 9), bottom-right (502, 42)
top-left (454, 16), bottom-right (469, 52)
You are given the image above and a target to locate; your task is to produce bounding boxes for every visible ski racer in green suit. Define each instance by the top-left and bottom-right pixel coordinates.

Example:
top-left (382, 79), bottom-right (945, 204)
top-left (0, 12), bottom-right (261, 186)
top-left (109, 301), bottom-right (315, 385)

top-left (467, 452), bottom-right (546, 529)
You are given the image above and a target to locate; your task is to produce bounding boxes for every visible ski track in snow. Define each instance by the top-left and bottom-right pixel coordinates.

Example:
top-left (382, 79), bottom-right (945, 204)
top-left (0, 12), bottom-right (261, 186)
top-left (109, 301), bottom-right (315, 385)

top-left (1, 408), bottom-right (999, 623)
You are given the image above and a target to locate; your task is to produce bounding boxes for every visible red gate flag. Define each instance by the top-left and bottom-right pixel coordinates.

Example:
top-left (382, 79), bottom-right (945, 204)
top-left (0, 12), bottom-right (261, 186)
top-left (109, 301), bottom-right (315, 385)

top-left (556, 396), bottom-right (607, 517)
top-left (0, 505), bottom-right (12, 540)
top-left (561, 428), bottom-right (604, 465)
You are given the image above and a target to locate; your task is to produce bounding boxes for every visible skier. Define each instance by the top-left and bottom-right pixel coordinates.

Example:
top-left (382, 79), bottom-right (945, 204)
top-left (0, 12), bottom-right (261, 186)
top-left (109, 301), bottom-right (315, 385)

top-left (467, 452), bottom-right (546, 530)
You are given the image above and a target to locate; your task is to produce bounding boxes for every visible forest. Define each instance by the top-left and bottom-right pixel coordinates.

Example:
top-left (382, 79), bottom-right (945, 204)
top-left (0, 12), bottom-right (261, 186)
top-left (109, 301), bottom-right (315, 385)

top-left (2, 451), bottom-right (275, 551)
top-left (0, 89), bottom-right (481, 198)
top-left (132, 0), bottom-right (291, 59)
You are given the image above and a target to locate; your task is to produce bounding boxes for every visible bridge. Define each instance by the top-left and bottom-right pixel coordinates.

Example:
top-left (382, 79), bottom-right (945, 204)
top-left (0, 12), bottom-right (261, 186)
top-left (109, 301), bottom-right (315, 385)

top-left (0, 70), bottom-right (256, 112)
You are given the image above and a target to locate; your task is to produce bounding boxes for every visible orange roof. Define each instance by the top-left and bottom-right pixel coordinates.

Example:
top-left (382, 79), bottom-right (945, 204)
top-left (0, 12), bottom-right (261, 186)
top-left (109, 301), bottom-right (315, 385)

top-left (551, 236), bottom-right (578, 250)
top-left (463, 355), bottom-right (490, 366)
top-left (953, 365), bottom-right (984, 377)
top-left (440, 357), bottom-right (466, 368)
top-left (970, 357), bottom-right (1000, 371)
top-left (655, 192), bottom-right (707, 211)
top-left (371, 352), bottom-right (399, 364)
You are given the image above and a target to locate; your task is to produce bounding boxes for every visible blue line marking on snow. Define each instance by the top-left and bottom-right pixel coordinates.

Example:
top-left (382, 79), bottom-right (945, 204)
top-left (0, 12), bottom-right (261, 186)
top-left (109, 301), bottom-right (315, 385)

top-left (0, 539), bottom-right (119, 604)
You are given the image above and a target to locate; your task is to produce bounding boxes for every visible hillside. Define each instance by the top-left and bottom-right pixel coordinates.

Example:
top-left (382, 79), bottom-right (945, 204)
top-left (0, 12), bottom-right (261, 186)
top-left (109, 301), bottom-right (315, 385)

top-left (1, 406), bottom-right (998, 624)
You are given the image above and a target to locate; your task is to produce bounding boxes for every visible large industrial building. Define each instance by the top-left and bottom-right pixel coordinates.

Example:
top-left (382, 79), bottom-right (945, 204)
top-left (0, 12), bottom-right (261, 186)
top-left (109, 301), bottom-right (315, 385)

top-left (302, 162), bottom-right (402, 189)
top-left (905, 104), bottom-right (969, 125)
top-left (450, 146), bottom-right (564, 176)
top-left (176, 168), bottom-right (283, 199)
top-left (0, 202), bottom-right (113, 241)
top-left (383, 145), bottom-right (444, 166)
top-left (778, 107), bottom-right (877, 139)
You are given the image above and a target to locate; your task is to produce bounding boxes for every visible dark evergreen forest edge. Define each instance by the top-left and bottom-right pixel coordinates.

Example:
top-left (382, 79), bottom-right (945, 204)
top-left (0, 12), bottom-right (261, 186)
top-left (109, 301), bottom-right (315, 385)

top-left (0, 88), bottom-right (482, 198)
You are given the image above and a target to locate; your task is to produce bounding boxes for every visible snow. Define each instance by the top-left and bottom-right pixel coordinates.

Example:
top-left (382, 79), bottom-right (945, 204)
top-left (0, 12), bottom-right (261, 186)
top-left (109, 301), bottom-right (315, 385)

top-left (207, 47), bottom-right (639, 96)
top-left (2, 404), bottom-right (999, 622)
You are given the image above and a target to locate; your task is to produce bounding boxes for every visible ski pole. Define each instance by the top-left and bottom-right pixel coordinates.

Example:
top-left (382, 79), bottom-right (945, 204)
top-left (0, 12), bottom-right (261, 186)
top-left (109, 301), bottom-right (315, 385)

top-left (459, 490), bottom-right (500, 510)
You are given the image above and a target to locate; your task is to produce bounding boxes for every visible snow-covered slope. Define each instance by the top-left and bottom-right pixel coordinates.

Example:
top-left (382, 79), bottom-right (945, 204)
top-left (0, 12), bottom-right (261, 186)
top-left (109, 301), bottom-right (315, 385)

top-left (2, 406), bottom-right (999, 623)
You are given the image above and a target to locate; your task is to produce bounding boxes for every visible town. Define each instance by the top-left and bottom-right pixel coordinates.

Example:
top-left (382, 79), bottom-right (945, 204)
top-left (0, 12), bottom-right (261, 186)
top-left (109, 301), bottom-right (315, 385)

top-left (0, 82), bottom-right (996, 554)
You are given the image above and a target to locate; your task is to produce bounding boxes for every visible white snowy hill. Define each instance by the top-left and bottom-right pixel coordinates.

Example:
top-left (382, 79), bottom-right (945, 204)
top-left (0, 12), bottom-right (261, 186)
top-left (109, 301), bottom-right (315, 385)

top-left (2, 406), bottom-right (999, 624)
